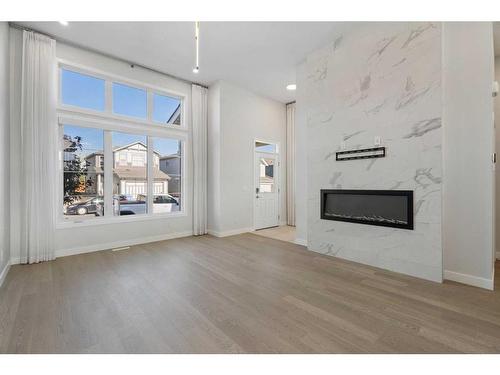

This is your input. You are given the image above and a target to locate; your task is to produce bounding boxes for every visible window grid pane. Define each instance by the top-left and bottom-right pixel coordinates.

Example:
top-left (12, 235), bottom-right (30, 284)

top-left (112, 132), bottom-right (148, 216)
top-left (61, 69), bottom-right (105, 111)
top-left (112, 82), bottom-right (147, 119)
top-left (153, 93), bottom-right (182, 125)
top-left (154, 137), bottom-right (181, 213)
top-left (62, 125), bottom-right (104, 219)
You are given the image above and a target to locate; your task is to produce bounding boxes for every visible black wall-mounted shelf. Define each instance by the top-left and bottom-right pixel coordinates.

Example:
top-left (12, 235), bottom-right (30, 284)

top-left (336, 146), bottom-right (386, 161)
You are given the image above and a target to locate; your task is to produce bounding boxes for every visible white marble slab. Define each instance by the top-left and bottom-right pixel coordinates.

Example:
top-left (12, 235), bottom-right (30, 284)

top-left (304, 22), bottom-right (443, 282)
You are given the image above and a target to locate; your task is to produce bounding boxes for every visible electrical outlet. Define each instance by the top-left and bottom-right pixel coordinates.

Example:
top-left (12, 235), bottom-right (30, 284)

top-left (374, 136), bottom-right (382, 146)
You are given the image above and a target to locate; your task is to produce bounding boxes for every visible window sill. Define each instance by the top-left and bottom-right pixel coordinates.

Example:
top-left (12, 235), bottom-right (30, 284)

top-left (56, 211), bottom-right (188, 229)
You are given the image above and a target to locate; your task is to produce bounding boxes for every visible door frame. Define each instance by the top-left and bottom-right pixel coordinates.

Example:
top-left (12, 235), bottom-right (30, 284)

top-left (253, 138), bottom-right (281, 231)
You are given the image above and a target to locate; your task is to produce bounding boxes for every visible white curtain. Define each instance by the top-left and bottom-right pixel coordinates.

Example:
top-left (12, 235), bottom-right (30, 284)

top-left (286, 102), bottom-right (296, 226)
top-left (192, 84), bottom-right (208, 235)
top-left (20, 31), bottom-right (57, 263)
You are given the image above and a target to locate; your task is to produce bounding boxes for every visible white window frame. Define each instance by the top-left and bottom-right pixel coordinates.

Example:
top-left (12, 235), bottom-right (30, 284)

top-left (57, 60), bottom-right (188, 229)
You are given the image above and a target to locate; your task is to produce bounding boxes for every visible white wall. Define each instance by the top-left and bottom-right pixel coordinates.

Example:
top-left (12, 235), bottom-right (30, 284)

top-left (442, 22), bottom-right (496, 289)
top-left (294, 62), bottom-right (308, 245)
top-left (0, 22), bottom-right (10, 282)
top-left (301, 22), bottom-right (444, 282)
top-left (495, 56), bottom-right (500, 260)
top-left (208, 81), bottom-right (286, 236)
top-left (207, 81), bottom-right (222, 234)
top-left (9, 27), bottom-right (194, 263)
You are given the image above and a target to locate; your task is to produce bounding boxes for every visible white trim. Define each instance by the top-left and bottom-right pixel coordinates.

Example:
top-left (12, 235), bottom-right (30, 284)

top-left (54, 230), bottom-right (193, 259)
top-left (58, 111), bottom-right (188, 140)
top-left (294, 238), bottom-right (307, 246)
top-left (207, 227), bottom-right (254, 238)
top-left (147, 136), bottom-right (154, 213)
top-left (253, 138), bottom-right (281, 231)
top-left (103, 131), bottom-right (113, 216)
top-left (0, 261), bottom-right (11, 289)
top-left (444, 270), bottom-right (494, 291)
top-left (56, 210), bottom-right (188, 229)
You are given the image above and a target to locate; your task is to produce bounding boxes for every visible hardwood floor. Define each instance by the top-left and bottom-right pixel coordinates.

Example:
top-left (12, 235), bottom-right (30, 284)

top-left (254, 225), bottom-right (297, 243)
top-left (1, 233), bottom-right (500, 353)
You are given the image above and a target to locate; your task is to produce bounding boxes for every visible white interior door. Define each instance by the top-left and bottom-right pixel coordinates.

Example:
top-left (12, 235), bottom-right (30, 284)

top-left (255, 152), bottom-right (279, 230)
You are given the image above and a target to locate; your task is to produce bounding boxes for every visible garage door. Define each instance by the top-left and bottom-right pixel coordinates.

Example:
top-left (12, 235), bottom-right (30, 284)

top-left (124, 182), bottom-right (147, 196)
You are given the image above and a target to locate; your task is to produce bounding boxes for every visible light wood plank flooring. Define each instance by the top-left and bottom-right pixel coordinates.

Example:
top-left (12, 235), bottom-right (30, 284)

top-left (1, 233), bottom-right (499, 353)
top-left (254, 225), bottom-right (297, 243)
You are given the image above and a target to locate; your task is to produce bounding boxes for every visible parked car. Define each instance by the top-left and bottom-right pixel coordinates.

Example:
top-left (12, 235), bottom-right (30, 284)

top-left (64, 196), bottom-right (103, 216)
top-left (132, 194), bottom-right (180, 214)
top-left (115, 198), bottom-right (147, 215)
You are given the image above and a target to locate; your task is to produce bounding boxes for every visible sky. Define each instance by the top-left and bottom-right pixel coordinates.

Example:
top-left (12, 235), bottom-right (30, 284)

top-left (62, 69), bottom-right (181, 157)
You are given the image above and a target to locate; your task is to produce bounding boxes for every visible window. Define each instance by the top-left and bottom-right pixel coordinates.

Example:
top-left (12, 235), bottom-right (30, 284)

top-left (61, 69), bottom-right (105, 111)
top-left (259, 157), bottom-right (275, 193)
top-left (112, 83), bottom-right (147, 119)
top-left (62, 125), bottom-right (104, 219)
top-left (112, 132), bottom-right (148, 216)
top-left (255, 141), bottom-right (277, 153)
top-left (58, 64), bottom-right (186, 224)
top-left (153, 137), bottom-right (182, 213)
top-left (153, 93), bottom-right (182, 125)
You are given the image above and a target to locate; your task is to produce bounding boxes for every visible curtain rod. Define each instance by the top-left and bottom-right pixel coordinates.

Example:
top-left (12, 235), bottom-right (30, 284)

top-left (8, 22), bottom-right (209, 89)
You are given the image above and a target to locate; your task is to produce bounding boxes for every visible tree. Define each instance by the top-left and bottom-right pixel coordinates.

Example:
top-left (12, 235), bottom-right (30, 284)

top-left (63, 134), bottom-right (94, 204)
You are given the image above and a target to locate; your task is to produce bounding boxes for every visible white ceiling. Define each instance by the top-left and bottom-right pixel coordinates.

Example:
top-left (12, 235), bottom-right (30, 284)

top-left (16, 22), bottom-right (352, 103)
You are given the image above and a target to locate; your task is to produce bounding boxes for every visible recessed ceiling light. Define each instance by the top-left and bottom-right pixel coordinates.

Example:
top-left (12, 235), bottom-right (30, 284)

top-left (59, 21), bottom-right (69, 26)
top-left (286, 84), bottom-right (297, 91)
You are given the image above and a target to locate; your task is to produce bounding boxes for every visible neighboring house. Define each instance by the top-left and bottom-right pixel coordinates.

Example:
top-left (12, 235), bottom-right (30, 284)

top-left (63, 136), bottom-right (103, 197)
top-left (84, 142), bottom-right (170, 198)
top-left (159, 153), bottom-right (181, 197)
top-left (259, 158), bottom-right (274, 193)
top-left (84, 152), bottom-right (104, 196)
top-left (168, 104), bottom-right (181, 125)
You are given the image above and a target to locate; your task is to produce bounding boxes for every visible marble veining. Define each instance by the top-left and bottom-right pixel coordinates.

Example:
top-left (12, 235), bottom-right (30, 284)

top-left (414, 168), bottom-right (442, 188)
top-left (369, 36), bottom-right (397, 60)
top-left (304, 22), bottom-right (443, 282)
top-left (392, 58), bottom-right (407, 67)
top-left (401, 23), bottom-right (436, 48)
top-left (404, 118), bottom-right (442, 138)
top-left (343, 130), bottom-right (365, 141)
top-left (329, 171), bottom-right (343, 186)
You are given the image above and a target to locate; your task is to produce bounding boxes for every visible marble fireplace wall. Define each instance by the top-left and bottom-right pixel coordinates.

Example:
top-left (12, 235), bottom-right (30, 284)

top-left (304, 22), bottom-right (443, 282)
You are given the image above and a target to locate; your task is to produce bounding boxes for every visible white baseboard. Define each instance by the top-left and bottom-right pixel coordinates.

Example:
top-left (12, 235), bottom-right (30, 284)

top-left (55, 230), bottom-right (194, 259)
top-left (294, 237), bottom-right (307, 246)
top-left (207, 227), bottom-right (254, 238)
top-left (0, 261), bottom-right (11, 288)
top-left (444, 270), bottom-right (494, 291)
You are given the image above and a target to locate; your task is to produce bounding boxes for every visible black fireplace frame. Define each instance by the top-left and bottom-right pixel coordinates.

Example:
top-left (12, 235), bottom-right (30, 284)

top-left (320, 189), bottom-right (414, 230)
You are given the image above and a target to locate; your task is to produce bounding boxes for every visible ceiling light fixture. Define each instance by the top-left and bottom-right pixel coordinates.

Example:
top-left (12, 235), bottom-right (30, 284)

top-left (59, 21), bottom-right (69, 26)
top-left (286, 84), bottom-right (297, 91)
top-left (193, 21), bottom-right (200, 74)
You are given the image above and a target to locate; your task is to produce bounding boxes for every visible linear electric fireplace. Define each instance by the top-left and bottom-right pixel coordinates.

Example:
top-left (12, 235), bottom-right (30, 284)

top-left (320, 189), bottom-right (414, 230)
